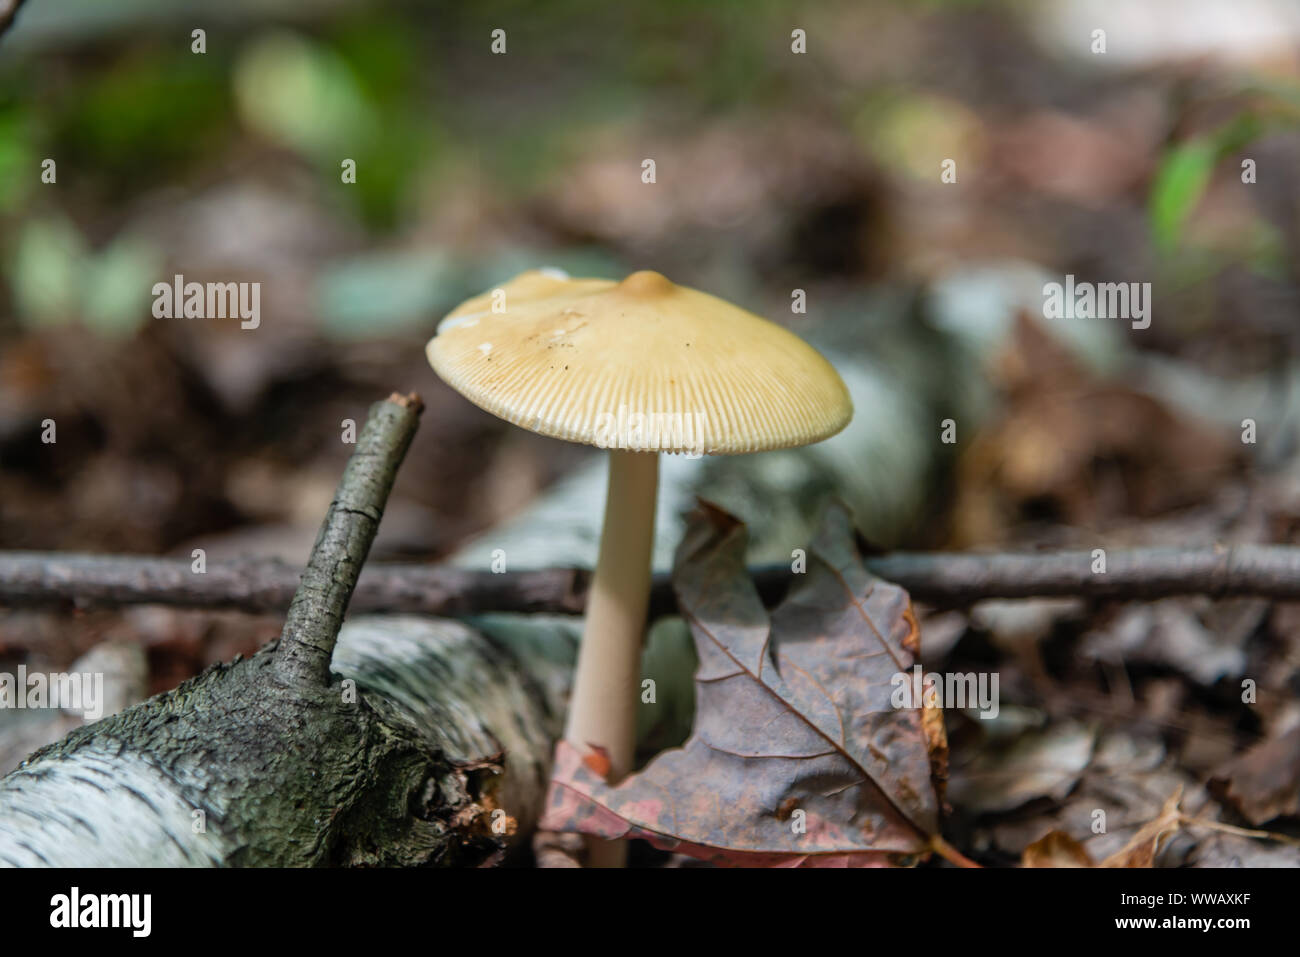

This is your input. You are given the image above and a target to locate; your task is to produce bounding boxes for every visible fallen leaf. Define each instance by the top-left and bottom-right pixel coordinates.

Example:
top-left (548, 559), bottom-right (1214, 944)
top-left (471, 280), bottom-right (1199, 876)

top-left (1100, 786), bottom-right (1184, 867)
top-left (1022, 830), bottom-right (1094, 868)
top-left (541, 501), bottom-right (948, 867)
top-left (1080, 600), bottom-right (1249, 688)
top-left (983, 731), bottom-right (1204, 866)
top-left (948, 721), bottom-right (1096, 815)
top-left (1021, 787), bottom-right (1185, 868)
top-left (1209, 725), bottom-right (1300, 825)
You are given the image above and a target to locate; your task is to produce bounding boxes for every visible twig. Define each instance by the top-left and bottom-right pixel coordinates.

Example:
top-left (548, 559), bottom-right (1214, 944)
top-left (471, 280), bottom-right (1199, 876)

top-left (0, 552), bottom-right (588, 616)
top-left (272, 392), bottom-right (423, 685)
top-left (3, 544), bottom-right (1300, 617)
top-left (861, 545), bottom-right (1300, 603)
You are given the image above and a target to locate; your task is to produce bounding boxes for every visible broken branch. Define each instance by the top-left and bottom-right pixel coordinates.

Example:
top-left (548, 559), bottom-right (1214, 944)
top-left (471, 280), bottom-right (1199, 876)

top-left (273, 391), bottom-right (423, 685)
top-left (3, 544), bottom-right (1300, 616)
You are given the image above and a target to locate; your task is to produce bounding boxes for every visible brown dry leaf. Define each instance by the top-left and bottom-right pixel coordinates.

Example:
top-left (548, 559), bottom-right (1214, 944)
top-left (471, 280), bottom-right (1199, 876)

top-left (540, 501), bottom-right (949, 867)
top-left (1022, 830), bottom-right (1095, 868)
top-left (982, 730), bottom-right (1206, 865)
top-left (1209, 725), bottom-right (1300, 825)
top-left (1099, 786), bottom-right (1185, 867)
top-left (1021, 786), bottom-right (1184, 868)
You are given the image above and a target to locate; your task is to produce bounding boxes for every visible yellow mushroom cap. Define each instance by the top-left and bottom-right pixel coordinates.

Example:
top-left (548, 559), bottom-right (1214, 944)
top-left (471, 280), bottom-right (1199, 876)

top-left (426, 269), bottom-right (853, 455)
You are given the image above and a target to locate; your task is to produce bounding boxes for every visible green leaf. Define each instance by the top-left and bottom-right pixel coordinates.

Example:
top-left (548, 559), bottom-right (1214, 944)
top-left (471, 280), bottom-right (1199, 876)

top-left (1148, 112), bottom-right (1266, 254)
top-left (1149, 140), bottom-right (1216, 253)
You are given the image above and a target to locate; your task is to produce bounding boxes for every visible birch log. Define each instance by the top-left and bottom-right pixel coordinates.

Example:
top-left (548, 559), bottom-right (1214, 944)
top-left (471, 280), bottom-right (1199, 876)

top-left (0, 616), bottom-right (577, 866)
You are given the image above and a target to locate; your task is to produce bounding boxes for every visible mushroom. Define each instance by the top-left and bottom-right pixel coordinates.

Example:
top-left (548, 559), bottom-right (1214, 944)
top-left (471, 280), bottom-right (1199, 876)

top-left (427, 268), bottom-right (852, 865)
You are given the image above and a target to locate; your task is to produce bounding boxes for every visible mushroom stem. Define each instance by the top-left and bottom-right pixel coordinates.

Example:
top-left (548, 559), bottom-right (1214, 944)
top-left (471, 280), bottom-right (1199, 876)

top-left (564, 448), bottom-right (659, 867)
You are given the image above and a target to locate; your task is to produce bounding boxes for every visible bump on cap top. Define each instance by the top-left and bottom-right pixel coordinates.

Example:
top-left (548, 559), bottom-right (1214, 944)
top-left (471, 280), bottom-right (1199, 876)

top-left (426, 269), bottom-right (853, 455)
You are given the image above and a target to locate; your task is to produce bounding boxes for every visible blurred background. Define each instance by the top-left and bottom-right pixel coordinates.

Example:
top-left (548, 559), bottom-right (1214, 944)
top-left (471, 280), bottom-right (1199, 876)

top-left (2, 0), bottom-right (1300, 864)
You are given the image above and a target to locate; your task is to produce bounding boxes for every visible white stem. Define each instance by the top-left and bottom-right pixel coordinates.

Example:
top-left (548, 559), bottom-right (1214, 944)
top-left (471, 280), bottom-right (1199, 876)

top-left (563, 449), bottom-right (659, 867)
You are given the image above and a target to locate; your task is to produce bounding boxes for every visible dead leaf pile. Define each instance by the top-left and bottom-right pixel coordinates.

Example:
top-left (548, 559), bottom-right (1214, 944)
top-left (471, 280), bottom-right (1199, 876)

top-left (952, 313), bottom-right (1241, 546)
